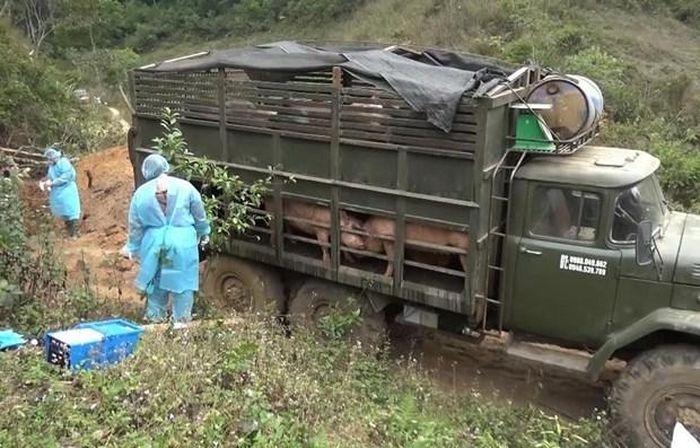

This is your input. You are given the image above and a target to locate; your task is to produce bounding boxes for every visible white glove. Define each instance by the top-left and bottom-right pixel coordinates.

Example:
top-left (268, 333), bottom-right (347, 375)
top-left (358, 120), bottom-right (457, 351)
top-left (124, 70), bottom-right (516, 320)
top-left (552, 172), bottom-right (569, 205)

top-left (120, 245), bottom-right (133, 260)
top-left (39, 180), bottom-right (51, 192)
top-left (199, 235), bottom-right (210, 247)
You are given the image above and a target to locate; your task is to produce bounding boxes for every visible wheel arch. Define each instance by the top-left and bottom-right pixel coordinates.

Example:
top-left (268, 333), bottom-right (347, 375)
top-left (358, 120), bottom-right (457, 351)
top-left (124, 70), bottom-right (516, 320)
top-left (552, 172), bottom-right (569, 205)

top-left (587, 308), bottom-right (700, 380)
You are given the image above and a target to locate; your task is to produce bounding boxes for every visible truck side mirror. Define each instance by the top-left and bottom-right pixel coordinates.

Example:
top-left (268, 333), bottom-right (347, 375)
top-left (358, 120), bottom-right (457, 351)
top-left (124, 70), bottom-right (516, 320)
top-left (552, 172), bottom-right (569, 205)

top-left (636, 220), bottom-right (653, 266)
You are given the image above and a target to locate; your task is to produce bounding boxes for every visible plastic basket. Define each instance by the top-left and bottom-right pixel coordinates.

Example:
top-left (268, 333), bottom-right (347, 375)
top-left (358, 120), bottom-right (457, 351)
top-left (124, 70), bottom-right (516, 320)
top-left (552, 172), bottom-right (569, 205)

top-left (45, 319), bottom-right (143, 370)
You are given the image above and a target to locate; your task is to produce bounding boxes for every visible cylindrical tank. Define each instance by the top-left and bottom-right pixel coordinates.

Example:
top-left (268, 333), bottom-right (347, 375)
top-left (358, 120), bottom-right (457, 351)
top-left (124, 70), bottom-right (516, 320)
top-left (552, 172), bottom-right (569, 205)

top-left (526, 75), bottom-right (604, 140)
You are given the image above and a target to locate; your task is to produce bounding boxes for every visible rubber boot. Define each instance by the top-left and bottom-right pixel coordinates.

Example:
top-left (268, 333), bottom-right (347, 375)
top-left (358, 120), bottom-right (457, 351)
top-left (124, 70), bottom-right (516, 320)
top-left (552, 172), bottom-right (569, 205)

top-left (66, 219), bottom-right (79, 238)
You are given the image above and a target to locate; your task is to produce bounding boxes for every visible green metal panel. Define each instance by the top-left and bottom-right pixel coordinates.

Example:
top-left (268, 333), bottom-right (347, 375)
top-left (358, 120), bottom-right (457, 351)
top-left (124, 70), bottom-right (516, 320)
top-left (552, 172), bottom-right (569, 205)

top-left (671, 284), bottom-right (700, 312)
top-left (587, 308), bottom-right (700, 379)
top-left (340, 144), bottom-right (397, 189)
top-left (281, 137), bottom-right (330, 178)
top-left (612, 278), bottom-right (673, 331)
top-left (227, 130), bottom-right (274, 167)
top-left (507, 182), bottom-right (621, 346)
top-left (181, 122), bottom-right (222, 159)
top-left (406, 152), bottom-right (473, 200)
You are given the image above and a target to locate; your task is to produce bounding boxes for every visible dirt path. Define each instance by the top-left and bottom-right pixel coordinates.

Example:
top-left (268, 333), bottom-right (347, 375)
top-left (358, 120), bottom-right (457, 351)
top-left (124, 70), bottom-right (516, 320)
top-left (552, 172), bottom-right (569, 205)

top-left (61, 146), bottom-right (140, 304)
top-left (388, 325), bottom-right (607, 420)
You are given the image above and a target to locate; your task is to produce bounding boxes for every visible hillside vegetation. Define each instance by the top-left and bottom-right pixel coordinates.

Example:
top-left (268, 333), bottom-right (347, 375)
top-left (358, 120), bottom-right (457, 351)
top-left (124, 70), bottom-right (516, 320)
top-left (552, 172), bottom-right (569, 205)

top-left (3, 0), bottom-right (698, 209)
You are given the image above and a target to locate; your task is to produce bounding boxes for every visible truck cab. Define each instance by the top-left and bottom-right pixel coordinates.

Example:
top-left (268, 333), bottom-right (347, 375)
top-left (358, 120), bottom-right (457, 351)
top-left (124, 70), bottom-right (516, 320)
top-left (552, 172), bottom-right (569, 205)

top-left (505, 146), bottom-right (700, 446)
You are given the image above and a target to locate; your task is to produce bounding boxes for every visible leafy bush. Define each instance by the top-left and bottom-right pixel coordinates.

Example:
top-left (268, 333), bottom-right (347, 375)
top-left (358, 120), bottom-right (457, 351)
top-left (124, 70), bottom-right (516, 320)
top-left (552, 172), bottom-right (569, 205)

top-left (0, 22), bottom-right (122, 152)
top-left (153, 108), bottom-right (271, 246)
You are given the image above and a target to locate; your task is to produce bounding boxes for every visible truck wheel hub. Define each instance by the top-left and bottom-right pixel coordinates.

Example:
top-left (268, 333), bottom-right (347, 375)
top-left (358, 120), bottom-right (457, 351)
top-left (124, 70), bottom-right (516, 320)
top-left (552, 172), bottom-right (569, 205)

top-left (221, 275), bottom-right (253, 311)
top-left (647, 385), bottom-right (700, 444)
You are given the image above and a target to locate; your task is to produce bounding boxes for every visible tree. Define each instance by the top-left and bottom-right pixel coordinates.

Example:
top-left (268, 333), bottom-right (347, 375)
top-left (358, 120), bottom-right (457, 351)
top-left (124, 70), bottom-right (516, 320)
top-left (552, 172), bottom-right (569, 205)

top-left (8, 0), bottom-right (60, 54)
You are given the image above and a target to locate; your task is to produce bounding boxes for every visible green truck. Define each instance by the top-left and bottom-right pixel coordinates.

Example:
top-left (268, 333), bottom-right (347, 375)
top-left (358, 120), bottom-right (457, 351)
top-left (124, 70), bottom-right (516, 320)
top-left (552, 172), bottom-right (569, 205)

top-left (128, 44), bottom-right (699, 447)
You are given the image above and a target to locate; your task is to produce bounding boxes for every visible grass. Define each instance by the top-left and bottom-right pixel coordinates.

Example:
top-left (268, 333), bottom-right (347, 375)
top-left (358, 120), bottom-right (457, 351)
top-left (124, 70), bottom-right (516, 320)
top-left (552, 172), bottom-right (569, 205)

top-left (0, 317), bottom-right (613, 447)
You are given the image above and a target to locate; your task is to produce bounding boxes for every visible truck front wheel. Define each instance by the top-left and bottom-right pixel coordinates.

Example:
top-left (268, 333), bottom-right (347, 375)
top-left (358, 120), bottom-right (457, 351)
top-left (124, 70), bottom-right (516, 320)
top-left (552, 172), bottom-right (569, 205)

top-left (200, 256), bottom-right (285, 314)
top-left (288, 280), bottom-right (386, 349)
top-left (611, 344), bottom-right (700, 447)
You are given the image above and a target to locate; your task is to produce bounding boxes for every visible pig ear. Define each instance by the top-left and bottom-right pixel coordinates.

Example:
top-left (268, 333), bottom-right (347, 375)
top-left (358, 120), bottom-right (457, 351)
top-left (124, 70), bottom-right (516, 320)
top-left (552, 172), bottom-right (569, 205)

top-left (340, 210), bottom-right (349, 219)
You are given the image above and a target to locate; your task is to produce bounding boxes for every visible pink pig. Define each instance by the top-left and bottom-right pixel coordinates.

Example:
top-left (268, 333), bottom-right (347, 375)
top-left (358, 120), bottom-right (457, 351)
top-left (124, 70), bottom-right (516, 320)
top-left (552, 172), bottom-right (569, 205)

top-left (267, 199), bottom-right (365, 265)
top-left (363, 216), bottom-right (469, 277)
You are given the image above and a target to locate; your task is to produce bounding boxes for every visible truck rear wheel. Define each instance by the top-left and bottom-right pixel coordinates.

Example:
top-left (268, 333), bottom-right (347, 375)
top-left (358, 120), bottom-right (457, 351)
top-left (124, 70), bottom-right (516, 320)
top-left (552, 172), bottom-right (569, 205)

top-left (201, 256), bottom-right (285, 314)
top-left (288, 280), bottom-right (386, 348)
top-left (610, 344), bottom-right (700, 447)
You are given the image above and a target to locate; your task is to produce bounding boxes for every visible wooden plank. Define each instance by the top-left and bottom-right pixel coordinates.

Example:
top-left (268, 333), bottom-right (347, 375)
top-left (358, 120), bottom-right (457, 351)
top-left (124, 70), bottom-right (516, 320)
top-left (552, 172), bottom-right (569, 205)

top-left (341, 95), bottom-right (479, 114)
top-left (218, 68), bottom-right (228, 162)
top-left (403, 259), bottom-right (467, 278)
top-left (340, 112), bottom-right (479, 133)
top-left (343, 87), bottom-right (480, 108)
top-left (227, 96), bottom-right (332, 110)
top-left (231, 79), bottom-right (335, 94)
top-left (225, 117), bottom-right (333, 135)
top-left (224, 123), bottom-right (332, 142)
top-left (231, 87), bottom-right (331, 103)
top-left (284, 233), bottom-right (329, 248)
top-left (0, 147), bottom-right (44, 159)
top-left (135, 79), bottom-right (216, 90)
top-left (340, 120), bottom-right (477, 143)
top-left (135, 85), bottom-right (215, 95)
top-left (340, 129), bottom-right (474, 151)
top-left (330, 66), bottom-right (342, 278)
top-left (228, 104), bottom-right (332, 120)
top-left (394, 147), bottom-right (408, 292)
top-left (272, 133), bottom-right (284, 262)
top-left (340, 104), bottom-right (478, 123)
top-left (339, 137), bottom-right (475, 159)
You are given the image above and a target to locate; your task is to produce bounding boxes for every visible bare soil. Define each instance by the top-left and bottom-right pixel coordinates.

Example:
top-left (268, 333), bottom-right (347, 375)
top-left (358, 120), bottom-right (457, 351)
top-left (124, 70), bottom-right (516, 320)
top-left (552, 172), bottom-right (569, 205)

top-left (28, 146), bottom-right (141, 305)
top-left (389, 325), bottom-right (608, 420)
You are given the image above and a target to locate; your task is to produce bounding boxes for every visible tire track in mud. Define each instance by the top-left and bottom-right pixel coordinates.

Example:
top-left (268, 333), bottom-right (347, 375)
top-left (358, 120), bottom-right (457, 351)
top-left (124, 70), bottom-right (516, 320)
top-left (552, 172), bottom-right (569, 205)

top-left (388, 324), bottom-right (610, 420)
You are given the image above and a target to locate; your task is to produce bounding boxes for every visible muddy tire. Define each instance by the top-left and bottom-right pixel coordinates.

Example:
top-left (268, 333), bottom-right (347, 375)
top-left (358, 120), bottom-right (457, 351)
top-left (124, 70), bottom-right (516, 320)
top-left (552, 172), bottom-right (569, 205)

top-left (200, 255), bottom-right (285, 314)
top-left (610, 344), bottom-right (700, 447)
top-left (288, 280), bottom-right (386, 349)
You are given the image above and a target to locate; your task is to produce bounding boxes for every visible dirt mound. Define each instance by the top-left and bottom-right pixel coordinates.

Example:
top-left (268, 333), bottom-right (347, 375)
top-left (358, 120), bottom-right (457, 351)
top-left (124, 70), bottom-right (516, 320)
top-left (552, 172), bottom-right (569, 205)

top-left (75, 145), bottom-right (134, 242)
top-left (61, 146), bottom-right (140, 304)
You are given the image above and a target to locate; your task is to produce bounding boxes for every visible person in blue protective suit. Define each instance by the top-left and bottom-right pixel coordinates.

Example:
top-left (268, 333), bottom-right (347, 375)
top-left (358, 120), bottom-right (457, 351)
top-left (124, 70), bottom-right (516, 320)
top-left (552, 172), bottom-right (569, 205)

top-left (121, 154), bottom-right (211, 328)
top-left (40, 148), bottom-right (81, 238)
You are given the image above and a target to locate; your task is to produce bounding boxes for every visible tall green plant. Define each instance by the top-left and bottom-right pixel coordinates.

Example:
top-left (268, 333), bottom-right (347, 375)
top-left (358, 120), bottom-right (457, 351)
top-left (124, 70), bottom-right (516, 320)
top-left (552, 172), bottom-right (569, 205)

top-left (152, 108), bottom-right (271, 247)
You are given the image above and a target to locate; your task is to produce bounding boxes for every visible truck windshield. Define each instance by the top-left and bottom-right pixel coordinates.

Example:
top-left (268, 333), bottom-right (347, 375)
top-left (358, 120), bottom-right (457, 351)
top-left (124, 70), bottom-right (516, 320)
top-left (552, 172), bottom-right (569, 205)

top-left (612, 176), bottom-right (666, 243)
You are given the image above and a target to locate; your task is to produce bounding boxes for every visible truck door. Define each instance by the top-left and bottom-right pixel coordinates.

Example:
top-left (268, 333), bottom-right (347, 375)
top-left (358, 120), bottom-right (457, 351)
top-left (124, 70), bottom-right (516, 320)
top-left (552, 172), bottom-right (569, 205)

top-left (508, 184), bottom-right (620, 346)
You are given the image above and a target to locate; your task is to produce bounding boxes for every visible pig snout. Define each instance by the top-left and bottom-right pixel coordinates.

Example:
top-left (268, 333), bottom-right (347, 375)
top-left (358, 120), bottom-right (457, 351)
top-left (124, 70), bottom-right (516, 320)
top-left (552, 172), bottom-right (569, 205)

top-left (340, 212), bottom-right (366, 250)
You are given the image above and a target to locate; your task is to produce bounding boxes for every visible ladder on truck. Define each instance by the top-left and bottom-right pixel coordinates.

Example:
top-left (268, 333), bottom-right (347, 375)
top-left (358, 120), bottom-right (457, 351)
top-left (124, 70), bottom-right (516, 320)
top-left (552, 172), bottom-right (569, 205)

top-left (477, 149), bottom-right (528, 332)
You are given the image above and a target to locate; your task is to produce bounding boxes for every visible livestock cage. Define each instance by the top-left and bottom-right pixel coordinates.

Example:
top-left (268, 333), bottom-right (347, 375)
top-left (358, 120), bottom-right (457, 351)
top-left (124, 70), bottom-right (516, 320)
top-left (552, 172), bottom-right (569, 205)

top-left (128, 51), bottom-right (542, 325)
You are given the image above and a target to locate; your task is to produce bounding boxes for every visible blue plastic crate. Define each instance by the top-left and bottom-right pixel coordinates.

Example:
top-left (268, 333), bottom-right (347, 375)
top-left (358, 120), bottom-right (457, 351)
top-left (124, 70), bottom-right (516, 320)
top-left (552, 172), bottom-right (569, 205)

top-left (45, 319), bottom-right (143, 370)
top-left (74, 319), bottom-right (144, 366)
top-left (0, 330), bottom-right (26, 350)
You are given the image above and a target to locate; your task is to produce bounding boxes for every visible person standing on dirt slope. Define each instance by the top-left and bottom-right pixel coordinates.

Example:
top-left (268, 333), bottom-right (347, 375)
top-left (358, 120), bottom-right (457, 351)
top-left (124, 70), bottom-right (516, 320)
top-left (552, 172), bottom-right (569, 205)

top-left (40, 147), bottom-right (81, 238)
top-left (120, 154), bottom-right (211, 329)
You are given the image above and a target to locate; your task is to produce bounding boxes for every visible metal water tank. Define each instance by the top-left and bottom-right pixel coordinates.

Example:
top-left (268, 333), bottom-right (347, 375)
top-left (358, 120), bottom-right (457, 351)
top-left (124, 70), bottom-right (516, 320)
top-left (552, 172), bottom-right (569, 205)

top-left (526, 75), bottom-right (604, 140)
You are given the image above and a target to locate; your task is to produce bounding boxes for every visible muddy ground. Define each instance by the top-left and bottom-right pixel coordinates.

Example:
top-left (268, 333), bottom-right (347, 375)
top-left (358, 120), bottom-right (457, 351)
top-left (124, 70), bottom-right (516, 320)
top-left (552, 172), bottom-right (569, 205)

top-left (34, 145), bottom-right (607, 421)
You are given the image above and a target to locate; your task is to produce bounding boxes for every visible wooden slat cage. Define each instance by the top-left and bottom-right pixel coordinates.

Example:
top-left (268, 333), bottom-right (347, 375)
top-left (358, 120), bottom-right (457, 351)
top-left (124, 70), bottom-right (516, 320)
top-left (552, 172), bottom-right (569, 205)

top-left (130, 63), bottom-right (537, 319)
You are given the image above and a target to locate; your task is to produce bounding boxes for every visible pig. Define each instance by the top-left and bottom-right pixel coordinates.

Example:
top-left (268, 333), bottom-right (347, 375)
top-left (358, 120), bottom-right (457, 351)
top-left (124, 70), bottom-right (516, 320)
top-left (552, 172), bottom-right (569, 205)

top-left (266, 199), bottom-right (366, 265)
top-left (363, 216), bottom-right (469, 277)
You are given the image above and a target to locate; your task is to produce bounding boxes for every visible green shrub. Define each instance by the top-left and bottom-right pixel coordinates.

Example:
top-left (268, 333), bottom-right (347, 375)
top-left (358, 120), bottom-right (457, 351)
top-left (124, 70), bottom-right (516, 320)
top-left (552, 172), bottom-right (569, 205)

top-left (0, 318), bottom-right (614, 447)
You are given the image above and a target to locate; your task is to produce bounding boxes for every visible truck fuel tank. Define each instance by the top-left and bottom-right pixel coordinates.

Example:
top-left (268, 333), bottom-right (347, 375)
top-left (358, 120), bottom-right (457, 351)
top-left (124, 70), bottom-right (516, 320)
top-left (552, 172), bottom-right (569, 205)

top-left (526, 75), bottom-right (604, 141)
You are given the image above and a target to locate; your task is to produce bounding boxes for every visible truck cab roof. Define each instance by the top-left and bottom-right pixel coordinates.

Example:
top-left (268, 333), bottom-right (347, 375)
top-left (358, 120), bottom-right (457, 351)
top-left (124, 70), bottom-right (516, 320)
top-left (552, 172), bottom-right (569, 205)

top-left (514, 146), bottom-right (660, 189)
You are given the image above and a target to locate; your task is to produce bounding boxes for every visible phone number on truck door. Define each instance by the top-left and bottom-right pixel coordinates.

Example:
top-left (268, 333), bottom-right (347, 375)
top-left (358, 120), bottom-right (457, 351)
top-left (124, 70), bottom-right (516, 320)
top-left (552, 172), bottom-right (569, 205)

top-left (559, 254), bottom-right (607, 276)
